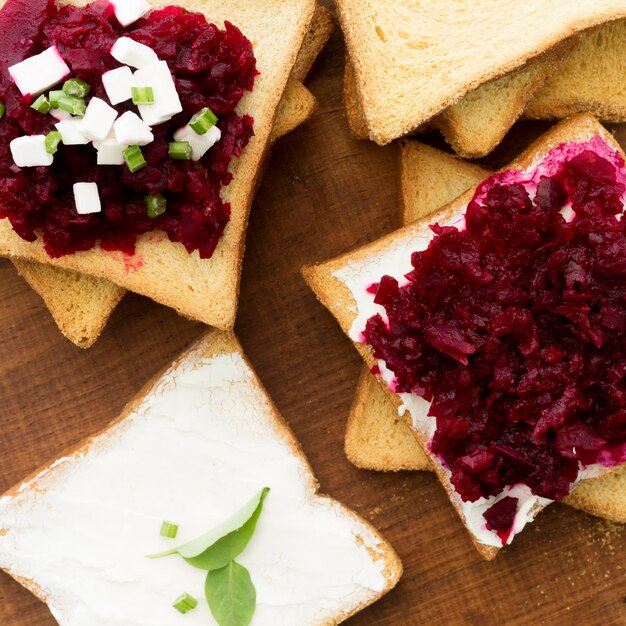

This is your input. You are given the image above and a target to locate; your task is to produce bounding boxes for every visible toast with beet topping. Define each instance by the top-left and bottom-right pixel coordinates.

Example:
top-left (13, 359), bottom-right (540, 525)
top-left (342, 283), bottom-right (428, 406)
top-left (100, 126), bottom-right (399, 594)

top-left (303, 115), bottom-right (626, 559)
top-left (337, 0), bottom-right (626, 146)
top-left (345, 140), bottom-right (626, 524)
top-left (6, 3), bottom-right (333, 348)
top-left (0, 0), bottom-right (316, 329)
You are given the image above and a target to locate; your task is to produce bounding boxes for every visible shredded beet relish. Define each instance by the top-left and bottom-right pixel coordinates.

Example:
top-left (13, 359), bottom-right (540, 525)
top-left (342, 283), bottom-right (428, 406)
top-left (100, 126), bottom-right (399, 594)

top-left (0, 0), bottom-right (257, 258)
top-left (364, 147), bottom-right (626, 517)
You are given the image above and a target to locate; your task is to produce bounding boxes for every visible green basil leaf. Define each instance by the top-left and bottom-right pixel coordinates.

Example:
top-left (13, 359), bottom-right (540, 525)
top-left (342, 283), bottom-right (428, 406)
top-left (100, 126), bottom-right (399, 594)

top-left (147, 488), bottom-right (269, 570)
top-left (205, 561), bottom-right (256, 626)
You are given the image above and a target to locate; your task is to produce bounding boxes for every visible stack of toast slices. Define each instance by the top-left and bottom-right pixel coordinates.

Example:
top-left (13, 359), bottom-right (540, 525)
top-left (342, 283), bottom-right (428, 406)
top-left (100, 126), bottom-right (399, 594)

top-left (303, 114), bottom-right (626, 560)
top-left (1, 1), bottom-right (335, 349)
top-left (338, 1), bottom-right (626, 157)
top-left (344, 139), bottom-right (626, 526)
top-left (0, 330), bottom-right (402, 624)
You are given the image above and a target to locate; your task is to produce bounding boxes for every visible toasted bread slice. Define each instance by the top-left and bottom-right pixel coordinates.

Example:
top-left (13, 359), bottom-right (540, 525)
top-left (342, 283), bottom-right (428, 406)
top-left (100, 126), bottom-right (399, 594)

top-left (303, 115), bottom-right (626, 558)
top-left (0, 330), bottom-right (402, 624)
top-left (336, 0), bottom-right (626, 145)
top-left (347, 140), bottom-right (626, 524)
top-left (8, 4), bottom-right (332, 348)
top-left (0, 0), bottom-right (316, 329)
top-left (525, 19), bottom-right (626, 122)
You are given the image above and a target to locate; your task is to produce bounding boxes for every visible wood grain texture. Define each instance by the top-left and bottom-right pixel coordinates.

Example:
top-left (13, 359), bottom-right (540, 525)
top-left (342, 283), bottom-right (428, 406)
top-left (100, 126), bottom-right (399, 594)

top-left (0, 4), bottom-right (625, 624)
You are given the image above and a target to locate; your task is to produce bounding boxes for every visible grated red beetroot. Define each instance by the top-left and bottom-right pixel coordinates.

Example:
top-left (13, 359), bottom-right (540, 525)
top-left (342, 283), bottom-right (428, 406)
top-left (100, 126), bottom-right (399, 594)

top-left (0, 0), bottom-right (257, 258)
top-left (363, 144), bottom-right (626, 533)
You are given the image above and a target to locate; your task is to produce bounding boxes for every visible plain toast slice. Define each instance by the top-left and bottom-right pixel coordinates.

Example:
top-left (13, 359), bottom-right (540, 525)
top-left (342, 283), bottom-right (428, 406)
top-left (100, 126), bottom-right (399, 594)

top-left (0, 330), bottom-right (402, 624)
top-left (303, 116), bottom-right (626, 558)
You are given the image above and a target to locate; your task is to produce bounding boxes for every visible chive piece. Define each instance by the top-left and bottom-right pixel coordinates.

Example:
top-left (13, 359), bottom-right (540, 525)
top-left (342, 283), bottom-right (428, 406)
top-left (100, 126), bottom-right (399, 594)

top-left (51, 91), bottom-right (86, 116)
top-left (63, 78), bottom-right (91, 98)
top-left (168, 141), bottom-right (192, 161)
top-left (189, 107), bottom-right (218, 135)
top-left (146, 193), bottom-right (167, 218)
top-left (123, 145), bottom-right (147, 173)
top-left (131, 86), bottom-right (154, 105)
top-left (0, 102), bottom-right (6, 119)
top-left (31, 95), bottom-right (51, 114)
top-left (160, 520), bottom-right (179, 538)
top-left (173, 593), bottom-right (198, 615)
top-left (48, 90), bottom-right (64, 108)
top-left (45, 131), bottom-right (62, 155)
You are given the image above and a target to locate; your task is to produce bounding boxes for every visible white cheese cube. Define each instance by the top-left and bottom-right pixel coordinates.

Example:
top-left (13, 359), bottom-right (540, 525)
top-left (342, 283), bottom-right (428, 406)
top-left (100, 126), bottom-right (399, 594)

top-left (80, 97), bottom-right (117, 141)
top-left (109, 0), bottom-right (150, 27)
top-left (113, 111), bottom-right (154, 146)
top-left (8, 46), bottom-right (70, 97)
top-left (111, 37), bottom-right (158, 69)
top-left (73, 182), bottom-right (101, 215)
top-left (102, 66), bottom-right (134, 105)
top-left (50, 108), bottom-right (73, 121)
top-left (173, 124), bottom-right (222, 161)
top-left (10, 136), bottom-right (54, 167)
top-left (55, 119), bottom-right (90, 145)
top-left (134, 61), bottom-right (182, 126)
top-left (97, 138), bottom-right (127, 165)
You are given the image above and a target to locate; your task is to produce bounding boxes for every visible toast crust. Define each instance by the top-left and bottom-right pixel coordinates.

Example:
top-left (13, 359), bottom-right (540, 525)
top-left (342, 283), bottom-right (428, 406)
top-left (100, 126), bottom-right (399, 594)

top-left (0, 0), bottom-right (317, 329)
top-left (0, 329), bottom-right (403, 623)
top-left (303, 115), bottom-right (626, 557)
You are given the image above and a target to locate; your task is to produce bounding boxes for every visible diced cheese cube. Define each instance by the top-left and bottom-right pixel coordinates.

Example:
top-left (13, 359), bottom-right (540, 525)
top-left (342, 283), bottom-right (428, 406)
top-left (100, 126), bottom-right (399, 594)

top-left (173, 124), bottom-right (222, 161)
top-left (109, 0), bottom-right (150, 27)
top-left (73, 182), bottom-right (101, 215)
top-left (102, 66), bottom-right (135, 105)
top-left (97, 138), bottom-right (127, 165)
top-left (111, 37), bottom-right (158, 69)
top-left (113, 111), bottom-right (154, 146)
top-left (55, 119), bottom-right (90, 145)
top-left (10, 136), bottom-right (54, 167)
top-left (50, 108), bottom-right (73, 121)
top-left (8, 46), bottom-right (70, 97)
top-left (134, 61), bottom-right (182, 126)
top-left (80, 97), bottom-right (118, 141)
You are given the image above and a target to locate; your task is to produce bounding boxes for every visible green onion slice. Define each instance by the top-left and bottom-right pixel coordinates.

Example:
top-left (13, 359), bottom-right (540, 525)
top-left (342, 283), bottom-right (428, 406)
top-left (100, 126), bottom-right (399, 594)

top-left (45, 131), bottom-right (62, 155)
top-left (189, 107), bottom-right (218, 135)
top-left (31, 95), bottom-right (51, 114)
top-left (131, 86), bottom-right (154, 105)
top-left (0, 102), bottom-right (5, 119)
top-left (123, 145), bottom-right (147, 173)
top-left (168, 141), bottom-right (192, 161)
top-left (50, 91), bottom-right (85, 116)
top-left (160, 520), bottom-right (179, 538)
top-left (63, 78), bottom-right (91, 98)
top-left (146, 193), bottom-right (167, 218)
top-left (173, 593), bottom-right (198, 614)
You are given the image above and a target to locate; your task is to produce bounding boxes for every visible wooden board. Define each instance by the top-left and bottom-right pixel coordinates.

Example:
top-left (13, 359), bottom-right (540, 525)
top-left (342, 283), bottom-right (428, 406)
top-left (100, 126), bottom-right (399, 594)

top-left (0, 5), bottom-right (625, 625)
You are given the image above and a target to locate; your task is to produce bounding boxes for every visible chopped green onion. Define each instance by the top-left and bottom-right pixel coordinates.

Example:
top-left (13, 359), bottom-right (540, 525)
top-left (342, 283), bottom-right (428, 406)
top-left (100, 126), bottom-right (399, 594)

top-left (123, 145), bottom-right (147, 173)
top-left (160, 520), bottom-right (178, 538)
top-left (50, 90), bottom-right (86, 116)
top-left (131, 86), bottom-right (154, 105)
top-left (0, 102), bottom-right (5, 119)
top-left (168, 141), bottom-right (192, 161)
top-left (31, 95), bottom-right (51, 114)
top-left (146, 193), bottom-right (167, 218)
top-left (189, 107), bottom-right (218, 135)
top-left (63, 78), bottom-right (91, 98)
top-left (173, 593), bottom-right (198, 614)
top-left (45, 131), bottom-right (62, 155)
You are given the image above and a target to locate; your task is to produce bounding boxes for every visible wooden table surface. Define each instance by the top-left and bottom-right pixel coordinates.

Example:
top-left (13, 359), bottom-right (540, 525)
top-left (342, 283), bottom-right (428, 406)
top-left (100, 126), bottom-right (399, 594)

top-left (1, 5), bottom-right (625, 625)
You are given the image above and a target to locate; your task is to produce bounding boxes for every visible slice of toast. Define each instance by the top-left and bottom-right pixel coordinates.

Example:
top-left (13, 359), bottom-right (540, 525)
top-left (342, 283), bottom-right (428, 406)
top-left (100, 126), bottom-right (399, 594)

top-left (0, 330), bottom-right (402, 624)
top-left (303, 115), bottom-right (626, 558)
top-left (336, 0), bottom-right (626, 145)
top-left (0, 0), bottom-right (317, 329)
top-left (347, 140), bottom-right (626, 524)
top-left (7, 1), bottom-right (334, 349)
top-left (525, 19), bottom-right (626, 122)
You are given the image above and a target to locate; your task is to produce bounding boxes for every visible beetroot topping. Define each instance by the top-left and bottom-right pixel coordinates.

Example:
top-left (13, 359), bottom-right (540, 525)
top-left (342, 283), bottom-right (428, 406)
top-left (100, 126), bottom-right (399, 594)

top-left (0, 0), bottom-right (257, 258)
top-left (363, 140), bottom-right (626, 528)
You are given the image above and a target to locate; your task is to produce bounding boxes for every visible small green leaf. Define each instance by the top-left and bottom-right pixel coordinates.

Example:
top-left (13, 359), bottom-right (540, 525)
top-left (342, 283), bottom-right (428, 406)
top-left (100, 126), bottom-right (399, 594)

top-left (148, 488), bottom-right (269, 571)
top-left (205, 561), bottom-right (256, 626)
